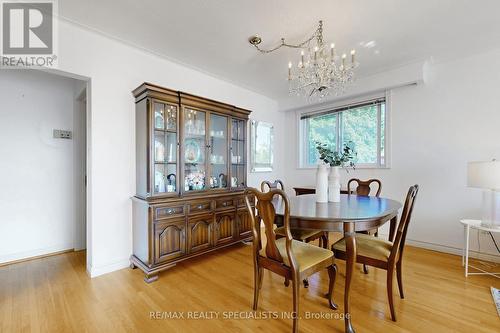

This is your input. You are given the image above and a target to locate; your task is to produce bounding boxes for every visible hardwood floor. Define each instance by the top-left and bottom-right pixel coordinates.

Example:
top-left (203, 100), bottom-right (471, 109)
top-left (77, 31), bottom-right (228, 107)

top-left (0, 238), bottom-right (499, 333)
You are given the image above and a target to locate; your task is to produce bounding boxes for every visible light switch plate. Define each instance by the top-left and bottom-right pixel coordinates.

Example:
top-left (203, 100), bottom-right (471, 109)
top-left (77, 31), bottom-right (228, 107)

top-left (53, 129), bottom-right (72, 139)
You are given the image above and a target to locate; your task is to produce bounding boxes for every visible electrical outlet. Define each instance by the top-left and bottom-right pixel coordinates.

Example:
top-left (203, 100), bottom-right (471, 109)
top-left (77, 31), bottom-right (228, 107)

top-left (53, 129), bottom-right (72, 139)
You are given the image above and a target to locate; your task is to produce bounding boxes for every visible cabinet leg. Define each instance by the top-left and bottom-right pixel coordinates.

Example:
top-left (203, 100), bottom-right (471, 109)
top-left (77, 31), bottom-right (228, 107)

top-left (144, 274), bottom-right (159, 283)
top-left (130, 262), bottom-right (137, 269)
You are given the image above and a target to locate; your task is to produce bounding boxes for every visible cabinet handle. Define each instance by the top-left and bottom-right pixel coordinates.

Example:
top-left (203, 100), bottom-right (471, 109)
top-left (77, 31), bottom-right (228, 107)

top-left (197, 205), bottom-right (204, 210)
top-left (166, 208), bottom-right (173, 214)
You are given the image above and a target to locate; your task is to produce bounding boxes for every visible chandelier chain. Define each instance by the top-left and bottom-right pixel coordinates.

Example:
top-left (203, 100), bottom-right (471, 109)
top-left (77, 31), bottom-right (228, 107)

top-left (251, 21), bottom-right (323, 53)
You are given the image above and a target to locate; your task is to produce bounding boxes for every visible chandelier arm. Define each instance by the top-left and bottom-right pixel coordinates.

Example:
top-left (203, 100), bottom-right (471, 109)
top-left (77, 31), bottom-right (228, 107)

top-left (252, 21), bottom-right (322, 54)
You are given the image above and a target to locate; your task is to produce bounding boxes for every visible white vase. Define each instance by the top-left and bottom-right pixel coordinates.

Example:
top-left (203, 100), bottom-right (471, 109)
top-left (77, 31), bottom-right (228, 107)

top-left (328, 166), bottom-right (341, 202)
top-left (316, 164), bottom-right (329, 203)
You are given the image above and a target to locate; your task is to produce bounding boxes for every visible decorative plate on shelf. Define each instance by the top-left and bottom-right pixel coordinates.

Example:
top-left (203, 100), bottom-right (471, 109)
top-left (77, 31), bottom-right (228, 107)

top-left (185, 138), bottom-right (202, 163)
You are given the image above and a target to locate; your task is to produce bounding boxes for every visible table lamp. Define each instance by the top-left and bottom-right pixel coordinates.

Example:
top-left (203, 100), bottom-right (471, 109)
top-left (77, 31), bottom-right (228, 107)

top-left (467, 160), bottom-right (500, 228)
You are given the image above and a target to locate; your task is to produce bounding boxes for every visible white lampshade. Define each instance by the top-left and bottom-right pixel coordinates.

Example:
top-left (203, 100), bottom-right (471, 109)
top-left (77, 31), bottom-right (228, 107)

top-left (467, 160), bottom-right (500, 189)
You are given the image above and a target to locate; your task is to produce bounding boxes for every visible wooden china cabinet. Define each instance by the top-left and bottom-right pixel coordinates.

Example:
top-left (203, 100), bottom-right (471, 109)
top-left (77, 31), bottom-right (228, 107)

top-left (130, 82), bottom-right (253, 283)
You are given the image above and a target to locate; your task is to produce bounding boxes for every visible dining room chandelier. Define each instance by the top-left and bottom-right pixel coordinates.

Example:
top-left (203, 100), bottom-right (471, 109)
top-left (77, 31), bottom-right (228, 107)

top-left (249, 20), bottom-right (359, 100)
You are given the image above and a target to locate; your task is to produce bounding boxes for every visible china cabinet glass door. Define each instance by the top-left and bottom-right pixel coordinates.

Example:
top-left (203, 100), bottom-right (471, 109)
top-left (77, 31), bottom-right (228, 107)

top-left (184, 108), bottom-right (207, 192)
top-left (208, 114), bottom-right (228, 189)
top-left (231, 119), bottom-right (246, 189)
top-left (153, 101), bottom-right (178, 194)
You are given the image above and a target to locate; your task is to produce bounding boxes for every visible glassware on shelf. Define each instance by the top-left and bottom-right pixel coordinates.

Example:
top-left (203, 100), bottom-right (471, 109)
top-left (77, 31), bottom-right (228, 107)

top-left (155, 140), bottom-right (165, 162)
top-left (209, 113), bottom-right (228, 189)
top-left (153, 102), bottom-right (178, 195)
top-left (166, 105), bottom-right (177, 131)
top-left (154, 166), bottom-right (166, 193)
top-left (231, 176), bottom-right (238, 188)
top-left (166, 132), bottom-right (177, 163)
top-left (154, 103), bottom-right (165, 130)
top-left (185, 109), bottom-right (205, 136)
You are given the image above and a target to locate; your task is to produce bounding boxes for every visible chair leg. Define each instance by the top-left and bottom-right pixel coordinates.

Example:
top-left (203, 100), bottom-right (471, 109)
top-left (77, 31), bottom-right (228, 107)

top-left (396, 261), bottom-right (404, 299)
top-left (327, 264), bottom-right (338, 310)
top-left (258, 266), bottom-right (264, 290)
top-left (253, 267), bottom-right (262, 310)
top-left (387, 267), bottom-right (397, 321)
top-left (302, 278), bottom-right (309, 288)
top-left (292, 274), bottom-right (300, 333)
top-left (284, 277), bottom-right (290, 287)
top-left (321, 232), bottom-right (329, 249)
top-left (363, 264), bottom-right (369, 274)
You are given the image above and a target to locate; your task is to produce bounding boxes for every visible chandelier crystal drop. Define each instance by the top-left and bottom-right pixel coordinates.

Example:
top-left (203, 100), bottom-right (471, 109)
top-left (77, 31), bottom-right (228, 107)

top-left (249, 21), bottom-right (359, 101)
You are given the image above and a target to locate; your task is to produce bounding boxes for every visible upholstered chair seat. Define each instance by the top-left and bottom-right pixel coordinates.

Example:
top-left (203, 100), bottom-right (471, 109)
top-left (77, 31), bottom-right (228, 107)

top-left (332, 233), bottom-right (395, 263)
top-left (260, 238), bottom-right (334, 273)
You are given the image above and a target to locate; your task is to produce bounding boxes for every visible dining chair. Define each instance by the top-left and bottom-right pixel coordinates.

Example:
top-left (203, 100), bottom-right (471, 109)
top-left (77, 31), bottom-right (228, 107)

top-left (330, 184), bottom-right (419, 322)
top-left (348, 178), bottom-right (382, 274)
top-left (261, 180), bottom-right (328, 288)
top-left (347, 178), bottom-right (382, 197)
top-left (245, 188), bottom-right (337, 333)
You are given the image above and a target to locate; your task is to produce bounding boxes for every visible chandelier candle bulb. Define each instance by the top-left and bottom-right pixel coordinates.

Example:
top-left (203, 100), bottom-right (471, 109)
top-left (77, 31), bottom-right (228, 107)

top-left (342, 54), bottom-right (347, 68)
top-left (288, 61), bottom-right (292, 80)
top-left (351, 50), bottom-right (356, 63)
top-left (301, 50), bottom-right (305, 64)
top-left (330, 43), bottom-right (335, 57)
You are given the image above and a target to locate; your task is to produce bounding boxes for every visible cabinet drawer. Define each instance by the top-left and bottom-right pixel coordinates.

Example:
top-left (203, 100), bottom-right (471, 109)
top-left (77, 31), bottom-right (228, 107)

top-left (188, 201), bottom-right (213, 215)
top-left (155, 205), bottom-right (185, 220)
top-left (215, 198), bottom-right (234, 210)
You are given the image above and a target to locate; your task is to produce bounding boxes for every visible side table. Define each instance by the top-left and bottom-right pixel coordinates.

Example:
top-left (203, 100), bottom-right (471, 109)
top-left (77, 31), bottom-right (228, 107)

top-left (460, 219), bottom-right (500, 278)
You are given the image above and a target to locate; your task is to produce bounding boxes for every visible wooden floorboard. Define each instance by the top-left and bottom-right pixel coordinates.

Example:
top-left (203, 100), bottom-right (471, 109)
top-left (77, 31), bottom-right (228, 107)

top-left (0, 237), bottom-right (499, 333)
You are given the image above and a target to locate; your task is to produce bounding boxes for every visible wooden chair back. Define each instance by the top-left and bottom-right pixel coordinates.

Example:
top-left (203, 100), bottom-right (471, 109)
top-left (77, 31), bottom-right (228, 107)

top-left (347, 178), bottom-right (382, 196)
top-left (389, 185), bottom-right (419, 264)
top-left (245, 187), bottom-right (297, 269)
top-left (261, 179), bottom-right (285, 192)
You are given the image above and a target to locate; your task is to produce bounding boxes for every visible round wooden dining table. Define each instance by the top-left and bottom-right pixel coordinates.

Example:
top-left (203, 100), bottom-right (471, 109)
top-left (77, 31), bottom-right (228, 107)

top-left (274, 194), bottom-right (402, 333)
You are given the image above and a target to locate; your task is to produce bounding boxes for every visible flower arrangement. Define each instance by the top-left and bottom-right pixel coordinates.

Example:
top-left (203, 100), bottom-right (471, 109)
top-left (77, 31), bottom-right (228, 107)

top-left (315, 141), bottom-right (357, 169)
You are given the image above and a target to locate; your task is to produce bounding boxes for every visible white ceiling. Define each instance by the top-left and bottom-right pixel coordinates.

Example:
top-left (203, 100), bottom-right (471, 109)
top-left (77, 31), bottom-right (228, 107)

top-left (59, 0), bottom-right (500, 103)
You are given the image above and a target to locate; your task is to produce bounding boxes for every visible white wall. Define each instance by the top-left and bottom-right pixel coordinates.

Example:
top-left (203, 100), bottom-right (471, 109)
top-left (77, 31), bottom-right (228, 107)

top-left (0, 70), bottom-right (85, 263)
top-left (52, 19), bottom-right (282, 277)
top-left (283, 49), bottom-right (500, 261)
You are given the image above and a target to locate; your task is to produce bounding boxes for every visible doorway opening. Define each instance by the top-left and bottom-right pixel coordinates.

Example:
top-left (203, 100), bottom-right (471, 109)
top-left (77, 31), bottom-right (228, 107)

top-left (0, 69), bottom-right (90, 268)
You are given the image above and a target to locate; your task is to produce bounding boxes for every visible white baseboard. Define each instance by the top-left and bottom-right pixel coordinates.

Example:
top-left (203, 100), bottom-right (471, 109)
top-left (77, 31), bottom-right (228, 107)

top-left (88, 257), bottom-right (130, 278)
top-left (379, 233), bottom-right (500, 264)
top-left (0, 243), bottom-right (74, 265)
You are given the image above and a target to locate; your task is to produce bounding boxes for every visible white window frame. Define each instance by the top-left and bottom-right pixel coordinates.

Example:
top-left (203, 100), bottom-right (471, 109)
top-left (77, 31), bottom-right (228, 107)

top-left (298, 91), bottom-right (391, 169)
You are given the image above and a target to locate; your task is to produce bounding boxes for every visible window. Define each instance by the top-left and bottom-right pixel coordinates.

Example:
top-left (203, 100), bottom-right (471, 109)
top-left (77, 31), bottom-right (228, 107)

top-left (300, 97), bottom-right (387, 168)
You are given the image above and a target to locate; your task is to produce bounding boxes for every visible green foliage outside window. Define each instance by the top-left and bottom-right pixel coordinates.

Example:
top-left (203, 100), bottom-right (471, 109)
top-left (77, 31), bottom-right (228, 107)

top-left (304, 101), bottom-right (385, 166)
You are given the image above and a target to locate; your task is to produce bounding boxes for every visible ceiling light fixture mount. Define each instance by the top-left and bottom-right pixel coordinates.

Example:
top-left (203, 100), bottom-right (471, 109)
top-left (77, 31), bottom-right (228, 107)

top-left (248, 35), bottom-right (262, 46)
top-left (248, 20), bottom-right (359, 101)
